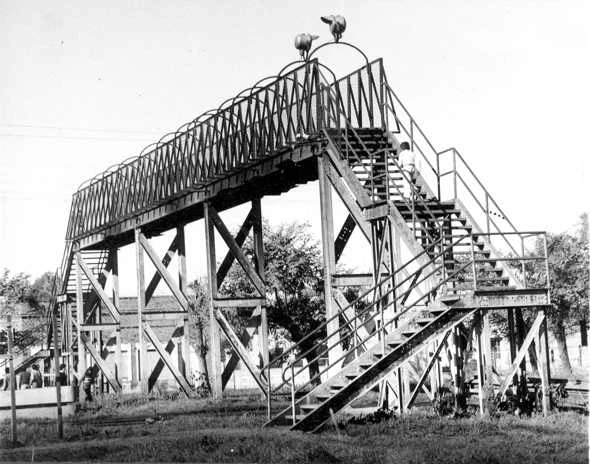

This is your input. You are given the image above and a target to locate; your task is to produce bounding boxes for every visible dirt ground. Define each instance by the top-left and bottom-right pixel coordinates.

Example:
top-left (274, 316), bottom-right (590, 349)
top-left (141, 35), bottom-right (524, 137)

top-left (0, 394), bottom-right (587, 463)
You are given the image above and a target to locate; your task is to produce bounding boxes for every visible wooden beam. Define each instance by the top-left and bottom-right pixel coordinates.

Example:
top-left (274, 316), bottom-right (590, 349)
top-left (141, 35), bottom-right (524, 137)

top-left (78, 255), bottom-right (120, 322)
top-left (215, 308), bottom-right (266, 394)
top-left (177, 225), bottom-right (190, 378)
top-left (208, 206), bottom-right (265, 295)
top-left (78, 331), bottom-right (121, 392)
top-left (135, 229), bottom-right (149, 394)
top-left (334, 215), bottom-right (357, 263)
top-left (143, 323), bottom-right (192, 396)
top-left (75, 252), bottom-right (86, 379)
top-left (497, 312), bottom-right (545, 398)
top-left (204, 202), bottom-right (222, 399)
top-left (138, 232), bottom-right (189, 310)
top-left (213, 298), bottom-right (266, 308)
top-left (406, 330), bottom-right (451, 410)
top-left (79, 323), bottom-right (119, 331)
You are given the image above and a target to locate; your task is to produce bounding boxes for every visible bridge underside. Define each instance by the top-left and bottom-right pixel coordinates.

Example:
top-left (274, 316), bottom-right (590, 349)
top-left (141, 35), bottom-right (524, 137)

top-left (79, 143), bottom-right (321, 251)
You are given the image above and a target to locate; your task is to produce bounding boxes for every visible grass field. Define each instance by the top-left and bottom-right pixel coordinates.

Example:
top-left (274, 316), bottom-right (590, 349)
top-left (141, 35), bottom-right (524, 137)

top-left (0, 394), bottom-right (587, 463)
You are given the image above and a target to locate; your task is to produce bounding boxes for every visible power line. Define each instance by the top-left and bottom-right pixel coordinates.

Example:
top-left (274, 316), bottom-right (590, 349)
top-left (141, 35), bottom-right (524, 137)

top-left (0, 123), bottom-right (164, 136)
top-left (0, 133), bottom-right (155, 142)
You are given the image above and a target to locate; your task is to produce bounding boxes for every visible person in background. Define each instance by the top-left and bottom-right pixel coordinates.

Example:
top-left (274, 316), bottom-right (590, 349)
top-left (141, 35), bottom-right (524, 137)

top-left (2, 367), bottom-right (12, 391)
top-left (57, 364), bottom-right (67, 386)
top-left (398, 141), bottom-right (416, 199)
top-left (29, 364), bottom-right (43, 388)
top-left (18, 367), bottom-right (31, 389)
top-left (82, 366), bottom-right (95, 401)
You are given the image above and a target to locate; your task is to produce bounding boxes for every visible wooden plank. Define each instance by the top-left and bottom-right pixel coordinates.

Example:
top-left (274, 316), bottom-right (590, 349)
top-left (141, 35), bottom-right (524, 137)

top-left (332, 273), bottom-right (373, 287)
top-left (78, 255), bottom-right (120, 322)
top-left (215, 309), bottom-right (266, 394)
top-left (497, 312), bottom-right (545, 398)
top-left (138, 232), bottom-right (189, 311)
top-left (334, 215), bottom-right (357, 263)
top-left (209, 206), bottom-right (265, 295)
top-left (177, 225), bottom-right (190, 378)
top-left (143, 323), bottom-right (192, 397)
top-left (213, 298), bottom-right (266, 308)
top-left (80, 323), bottom-right (119, 331)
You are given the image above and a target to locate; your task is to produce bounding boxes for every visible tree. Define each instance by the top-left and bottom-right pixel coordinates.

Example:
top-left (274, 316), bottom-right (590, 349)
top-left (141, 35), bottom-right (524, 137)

top-left (543, 221), bottom-right (589, 374)
top-left (220, 222), bottom-right (328, 382)
top-left (187, 280), bottom-right (211, 392)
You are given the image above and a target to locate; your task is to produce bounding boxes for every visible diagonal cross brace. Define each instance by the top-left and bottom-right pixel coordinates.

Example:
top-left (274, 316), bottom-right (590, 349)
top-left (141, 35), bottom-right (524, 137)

top-left (221, 306), bottom-right (261, 389)
top-left (145, 233), bottom-right (179, 305)
top-left (77, 253), bottom-right (120, 323)
top-left (406, 330), bottom-right (451, 409)
top-left (209, 206), bottom-right (265, 295)
top-left (78, 330), bottom-right (121, 392)
top-left (142, 322), bottom-right (192, 397)
top-left (138, 232), bottom-right (189, 311)
top-left (497, 312), bottom-right (545, 399)
top-left (217, 207), bottom-right (256, 287)
top-left (214, 308), bottom-right (267, 395)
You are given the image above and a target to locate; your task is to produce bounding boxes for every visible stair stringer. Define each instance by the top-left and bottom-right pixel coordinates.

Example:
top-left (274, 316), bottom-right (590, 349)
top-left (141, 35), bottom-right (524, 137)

top-left (297, 306), bottom-right (478, 432)
top-left (454, 198), bottom-right (525, 289)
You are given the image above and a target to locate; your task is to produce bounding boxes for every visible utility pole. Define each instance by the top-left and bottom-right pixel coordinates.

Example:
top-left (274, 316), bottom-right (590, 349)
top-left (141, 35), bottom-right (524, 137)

top-left (7, 315), bottom-right (17, 445)
top-left (51, 306), bottom-right (63, 438)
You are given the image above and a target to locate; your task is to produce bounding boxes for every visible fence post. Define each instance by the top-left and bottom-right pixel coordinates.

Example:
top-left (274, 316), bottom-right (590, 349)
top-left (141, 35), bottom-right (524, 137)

top-left (290, 364), bottom-right (296, 425)
top-left (7, 315), bottom-right (17, 446)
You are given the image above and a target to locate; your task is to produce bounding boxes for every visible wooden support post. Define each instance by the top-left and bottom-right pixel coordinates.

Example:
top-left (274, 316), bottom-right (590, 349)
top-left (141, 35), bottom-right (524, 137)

top-left (318, 155), bottom-right (342, 371)
top-left (135, 229), bottom-right (149, 394)
top-left (111, 247), bottom-right (121, 386)
top-left (537, 315), bottom-right (551, 416)
top-left (177, 225), bottom-right (191, 380)
top-left (75, 252), bottom-right (86, 385)
top-left (51, 308), bottom-right (64, 438)
top-left (204, 203), bottom-right (222, 399)
top-left (252, 198), bottom-right (269, 398)
top-left (474, 312), bottom-right (486, 416)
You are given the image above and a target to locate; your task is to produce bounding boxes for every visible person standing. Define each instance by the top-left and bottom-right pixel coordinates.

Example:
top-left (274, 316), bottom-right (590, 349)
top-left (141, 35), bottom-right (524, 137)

top-left (2, 367), bottom-right (13, 391)
top-left (57, 364), bottom-right (67, 386)
top-left (398, 141), bottom-right (416, 199)
top-left (82, 367), bottom-right (95, 402)
top-left (18, 367), bottom-right (31, 389)
top-left (29, 364), bottom-right (43, 388)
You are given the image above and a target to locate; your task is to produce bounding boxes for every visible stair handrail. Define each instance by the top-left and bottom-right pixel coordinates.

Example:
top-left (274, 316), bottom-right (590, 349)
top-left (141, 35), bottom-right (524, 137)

top-left (382, 82), bottom-right (528, 260)
top-left (319, 65), bottom-right (443, 245)
top-left (260, 233), bottom-right (446, 384)
top-left (261, 233), bottom-right (470, 395)
top-left (277, 236), bottom-right (473, 394)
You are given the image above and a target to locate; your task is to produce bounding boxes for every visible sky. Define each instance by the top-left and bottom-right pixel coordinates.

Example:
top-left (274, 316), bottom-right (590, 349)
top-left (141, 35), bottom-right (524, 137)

top-left (0, 0), bottom-right (588, 295)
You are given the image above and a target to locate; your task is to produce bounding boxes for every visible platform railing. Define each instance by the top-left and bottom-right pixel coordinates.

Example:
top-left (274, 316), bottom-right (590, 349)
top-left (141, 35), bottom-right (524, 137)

top-left (66, 61), bottom-right (322, 240)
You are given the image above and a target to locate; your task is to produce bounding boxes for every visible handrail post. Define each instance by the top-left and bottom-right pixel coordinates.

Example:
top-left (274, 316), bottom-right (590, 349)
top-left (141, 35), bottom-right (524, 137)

top-left (266, 362), bottom-right (272, 420)
top-left (353, 309), bottom-right (358, 358)
top-left (543, 233), bottom-right (551, 291)
top-left (290, 364), bottom-right (296, 426)
top-left (471, 236), bottom-right (478, 291)
top-left (453, 150), bottom-right (457, 200)
top-left (520, 236), bottom-right (527, 288)
top-left (436, 151), bottom-right (441, 200)
top-left (380, 285), bottom-right (386, 357)
top-left (485, 194), bottom-right (490, 235)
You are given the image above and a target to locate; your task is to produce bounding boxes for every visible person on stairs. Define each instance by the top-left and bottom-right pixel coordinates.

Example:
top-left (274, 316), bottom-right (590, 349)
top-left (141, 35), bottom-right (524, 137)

top-left (398, 141), bottom-right (416, 199)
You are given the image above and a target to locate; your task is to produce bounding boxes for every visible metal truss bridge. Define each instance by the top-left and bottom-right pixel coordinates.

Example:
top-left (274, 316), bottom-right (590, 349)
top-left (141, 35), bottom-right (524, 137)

top-left (34, 43), bottom-right (553, 431)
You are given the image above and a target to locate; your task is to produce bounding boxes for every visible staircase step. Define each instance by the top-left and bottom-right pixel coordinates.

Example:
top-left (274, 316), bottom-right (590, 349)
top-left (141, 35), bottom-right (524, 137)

top-left (415, 318), bottom-right (434, 326)
top-left (300, 403), bottom-right (320, 411)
